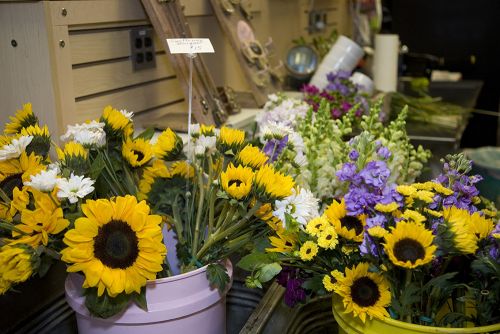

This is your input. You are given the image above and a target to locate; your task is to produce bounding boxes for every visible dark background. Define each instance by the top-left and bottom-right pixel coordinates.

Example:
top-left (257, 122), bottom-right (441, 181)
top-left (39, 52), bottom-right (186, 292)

top-left (382, 0), bottom-right (500, 147)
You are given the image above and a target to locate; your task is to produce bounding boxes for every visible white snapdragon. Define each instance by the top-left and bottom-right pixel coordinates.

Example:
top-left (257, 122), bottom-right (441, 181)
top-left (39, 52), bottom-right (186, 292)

top-left (24, 169), bottom-right (59, 192)
top-left (56, 174), bottom-right (95, 204)
top-left (273, 188), bottom-right (319, 227)
top-left (0, 136), bottom-right (33, 161)
top-left (61, 121), bottom-right (106, 147)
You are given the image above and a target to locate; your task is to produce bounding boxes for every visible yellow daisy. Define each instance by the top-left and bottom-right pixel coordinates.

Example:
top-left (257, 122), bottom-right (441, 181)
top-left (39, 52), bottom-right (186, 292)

top-left (367, 226), bottom-right (388, 238)
top-left (61, 195), bottom-right (166, 297)
top-left (325, 199), bottom-right (366, 242)
top-left (317, 226), bottom-right (339, 249)
top-left (220, 163), bottom-right (254, 200)
top-left (374, 202), bottom-right (399, 213)
top-left (217, 126), bottom-right (245, 153)
top-left (305, 216), bottom-right (329, 237)
top-left (396, 185), bottom-right (417, 197)
top-left (401, 209), bottom-right (426, 224)
top-left (442, 207), bottom-right (478, 254)
top-left (426, 182), bottom-right (454, 196)
top-left (299, 241), bottom-right (318, 261)
top-left (254, 165), bottom-right (294, 201)
top-left (0, 152), bottom-right (44, 199)
top-left (424, 208), bottom-right (443, 218)
top-left (101, 106), bottom-right (133, 138)
top-left (333, 262), bottom-right (391, 323)
top-left (236, 145), bottom-right (268, 169)
top-left (413, 190), bottom-right (435, 203)
top-left (122, 138), bottom-right (153, 167)
top-left (153, 128), bottom-right (183, 161)
top-left (384, 221), bottom-right (436, 269)
top-left (4, 103), bottom-right (38, 134)
top-left (266, 231), bottom-right (297, 253)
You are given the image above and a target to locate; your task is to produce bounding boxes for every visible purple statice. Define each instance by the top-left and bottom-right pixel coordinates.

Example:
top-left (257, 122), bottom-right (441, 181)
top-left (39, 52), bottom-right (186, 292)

top-left (360, 233), bottom-right (379, 257)
top-left (276, 266), bottom-right (306, 307)
top-left (377, 146), bottom-right (391, 160)
top-left (366, 214), bottom-right (387, 228)
top-left (336, 162), bottom-right (361, 184)
top-left (344, 186), bottom-right (379, 215)
top-left (359, 161), bottom-right (391, 188)
top-left (348, 149), bottom-right (359, 161)
top-left (263, 136), bottom-right (288, 162)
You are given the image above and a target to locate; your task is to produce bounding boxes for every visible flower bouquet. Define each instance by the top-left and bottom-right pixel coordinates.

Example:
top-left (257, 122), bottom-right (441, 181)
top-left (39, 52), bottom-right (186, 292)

top-left (240, 152), bottom-right (500, 331)
top-left (0, 103), bottom-right (296, 325)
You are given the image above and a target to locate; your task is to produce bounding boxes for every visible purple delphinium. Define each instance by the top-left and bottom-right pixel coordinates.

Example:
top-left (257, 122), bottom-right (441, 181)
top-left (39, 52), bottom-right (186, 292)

top-left (349, 149), bottom-right (359, 161)
top-left (337, 162), bottom-right (361, 184)
top-left (377, 146), bottom-right (391, 160)
top-left (360, 233), bottom-right (379, 257)
top-left (263, 136), bottom-right (288, 162)
top-left (359, 161), bottom-right (391, 188)
top-left (276, 267), bottom-right (306, 307)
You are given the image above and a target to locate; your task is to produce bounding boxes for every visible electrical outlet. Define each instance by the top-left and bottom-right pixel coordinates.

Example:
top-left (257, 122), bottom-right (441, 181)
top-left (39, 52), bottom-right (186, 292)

top-left (308, 10), bottom-right (328, 33)
top-left (130, 28), bottom-right (156, 71)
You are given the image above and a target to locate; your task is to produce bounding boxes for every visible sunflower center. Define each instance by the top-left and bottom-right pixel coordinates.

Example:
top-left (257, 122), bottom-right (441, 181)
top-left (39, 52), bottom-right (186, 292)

top-left (0, 173), bottom-right (23, 200)
top-left (229, 179), bottom-right (243, 187)
top-left (93, 220), bottom-right (139, 269)
top-left (340, 216), bottom-right (363, 235)
top-left (351, 277), bottom-right (380, 307)
top-left (393, 238), bottom-right (425, 263)
top-left (133, 150), bottom-right (145, 161)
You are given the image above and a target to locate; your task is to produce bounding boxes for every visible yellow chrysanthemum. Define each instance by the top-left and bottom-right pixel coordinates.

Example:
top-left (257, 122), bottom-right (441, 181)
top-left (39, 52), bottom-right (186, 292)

top-left (266, 231), bottom-right (297, 253)
top-left (323, 275), bottom-right (335, 292)
top-left (137, 160), bottom-right (170, 200)
top-left (122, 138), bottom-right (153, 167)
top-left (0, 245), bottom-right (34, 287)
top-left (425, 182), bottom-right (454, 196)
top-left (101, 106), bottom-right (133, 138)
top-left (254, 165), bottom-right (294, 201)
top-left (299, 241), bottom-right (318, 261)
top-left (413, 190), bottom-right (435, 203)
top-left (236, 145), bottom-right (268, 169)
top-left (401, 209), bottom-right (426, 224)
top-left (4, 103), bottom-right (38, 134)
top-left (333, 262), bottom-right (391, 323)
top-left (482, 209), bottom-right (497, 218)
top-left (442, 207), bottom-right (478, 254)
top-left (469, 212), bottom-right (495, 240)
top-left (325, 199), bottom-right (366, 242)
top-left (367, 226), bottom-right (388, 238)
top-left (317, 226), bottom-right (339, 249)
top-left (374, 202), bottom-right (399, 213)
top-left (217, 126), bottom-right (245, 152)
top-left (0, 152), bottom-right (44, 199)
top-left (305, 216), bottom-right (329, 237)
top-left (220, 164), bottom-right (254, 200)
top-left (57, 141), bottom-right (88, 160)
top-left (0, 278), bottom-right (11, 294)
top-left (424, 208), bottom-right (443, 217)
top-left (342, 245), bottom-right (357, 255)
top-left (384, 221), bottom-right (436, 269)
top-left (12, 207), bottom-right (69, 247)
top-left (61, 196), bottom-right (166, 297)
top-left (153, 128), bottom-right (183, 161)
top-left (396, 185), bottom-right (417, 197)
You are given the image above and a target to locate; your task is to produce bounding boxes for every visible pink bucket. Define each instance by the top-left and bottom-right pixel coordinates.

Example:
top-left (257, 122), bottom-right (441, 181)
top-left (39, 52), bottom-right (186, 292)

top-left (65, 260), bottom-right (233, 334)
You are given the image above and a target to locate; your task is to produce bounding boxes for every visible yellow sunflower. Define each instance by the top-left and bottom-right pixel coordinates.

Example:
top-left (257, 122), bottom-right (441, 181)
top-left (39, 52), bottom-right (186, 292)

top-left (317, 226), bottom-right (339, 249)
top-left (299, 241), bottom-right (318, 261)
top-left (220, 163), bottom-right (254, 200)
top-left (4, 103), bottom-right (38, 134)
top-left (0, 245), bottom-right (34, 286)
top-left (101, 106), bottom-right (133, 138)
top-left (305, 216), bottom-right (329, 237)
top-left (12, 207), bottom-right (69, 247)
top-left (442, 207), bottom-right (478, 254)
top-left (153, 128), bottom-right (183, 161)
top-left (469, 211), bottom-right (495, 241)
top-left (57, 141), bottom-right (88, 160)
top-left (333, 262), bottom-right (391, 323)
top-left (170, 161), bottom-right (194, 179)
top-left (217, 126), bottom-right (245, 153)
top-left (265, 216), bottom-right (285, 233)
top-left (325, 199), bottom-right (366, 242)
top-left (254, 201), bottom-right (274, 221)
top-left (137, 160), bottom-right (170, 200)
top-left (265, 230), bottom-right (297, 253)
top-left (61, 195), bottom-right (166, 297)
top-left (254, 165), bottom-right (294, 201)
top-left (19, 124), bottom-right (51, 158)
top-left (0, 152), bottom-right (44, 199)
top-left (236, 145), bottom-right (268, 169)
top-left (122, 138), bottom-right (153, 167)
top-left (384, 221), bottom-right (436, 269)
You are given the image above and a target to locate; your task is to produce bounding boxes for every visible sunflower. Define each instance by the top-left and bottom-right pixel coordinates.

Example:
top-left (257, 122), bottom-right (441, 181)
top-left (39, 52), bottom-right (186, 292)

top-left (61, 196), bottom-right (166, 297)
top-left (299, 241), bottom-right (318, 261)
top-left (57, 141), bottom-right (88, 160)
top-left (305, 216), bottom-right (329, 237)
top-left (254, 201), bottom-right (274, 221)
top-left (236, 145), bottom-right (268, 169)
top-left (4, 103), bottom-right (38, 134)
top-left (122, 138), bottom-right (153, 167)
top-left (9, 186), bottom-right (59, 219)
top-left (220, 164), bottom-right (254, 200)
top-left (0, 245), bottom-right (34, 286)
top-left (469, 211), bottom-right (495, 241)
top-left (153, 128), bottom-right (183, 161)
top-left (265, 230), bottom-right (297, 253)
top-left (325, 199), bottom-right (366, 242)
top-left (170, 161), bottom-right (194, 179)
top-left (217, 126), bottom-right (245, 153)
top-left (19, 124), bottom-right (51, 158)
top-left (0, 152), bottom-right (44, 199)
top-left (137, 160), bottom-right (170, 200)
top-left (265, 216), bottom-right (285, 233)
top-left (12, 207), bottom-right (69, 247)
top-left (384, 221), bottom-right (436, 269)
top-left (317, 226), bottom-right (339, 249)
top-left (101, 106), bottom-right (133, 138)
top-left (442, 207), bottom-right (478, 254)
top-left (254, 165), bottom-right (294, 201)
top-left (333, 262), bottom-right (391, 323)
top-left (374, 202), bottom-right (399, 213)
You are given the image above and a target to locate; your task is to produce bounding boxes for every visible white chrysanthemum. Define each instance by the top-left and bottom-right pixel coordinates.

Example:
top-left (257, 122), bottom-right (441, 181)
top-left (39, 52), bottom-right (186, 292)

top-left (120, 109), bottom-right (134, 121)
top-left (61, 121), bottom-right (106, 147)
top-left (193, 135), bottom-right (216, 157)
top-left (0, 136), bottom-right (33, 161)
top-left (289, 132), bottom-right (306, 152)
top-left (56, 173), bottom-right (95, 204)
top-left (24, 169), bottom-right (59, 192)
top-left (259, 121), bottom-right (294, 141)
top-left (47, 162), bottom-right (61, 174)
top-left (273, 188), bottom-right (319, 227)
top-left (189, 123), bottom-right (200, 135)
top-left (294, 151), bottom-right (308, 167)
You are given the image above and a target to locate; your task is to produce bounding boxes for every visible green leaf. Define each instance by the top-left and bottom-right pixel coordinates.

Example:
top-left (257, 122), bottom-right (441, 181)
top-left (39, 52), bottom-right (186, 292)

top-left (422, 272), bottom-right (457, 292)
top-left (133, 287), bottom-right (148, 311)
top-left (237, 252), bottom-right (275, 271)
top-left (258, 263), bottom-right (281, 282)
top-left (37, 255), bottom-right (53, 278)
top-left (89, 152), bottom-right (106, 180)
top-left (84, 288), bottom-right (132, 319)
top-left (302, 274), bottom-right (326, 294)
top-left (207, 263), bottom-right (230, 292)
top-left (135, 127), bottom-right (155, 140)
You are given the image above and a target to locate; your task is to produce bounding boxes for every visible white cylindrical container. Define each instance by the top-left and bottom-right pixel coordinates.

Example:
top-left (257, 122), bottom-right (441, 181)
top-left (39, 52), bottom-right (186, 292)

top-left (373, 34), bottom-right (399, 92)
top-left (349, 72), bottom-right (374, 95)
top-left (309, 35), bottom-right (364, 89)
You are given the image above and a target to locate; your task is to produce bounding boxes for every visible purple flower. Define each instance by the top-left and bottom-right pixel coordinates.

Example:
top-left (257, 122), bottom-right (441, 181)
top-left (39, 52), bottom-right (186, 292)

top-left (337, 162), bottom-right (360, 183)
top-left (344, 186), bottom-right (377, 215)
top-left (377, 146), bottom-right (392, 160)
top-left (301, 84), bottom-right (320, 95)
top-left (359, 233), bottom-right (379, 257)
top-left (276, 267), bottom-right (306, 307)
top-left (366, 214), bottom-right (387, 228)
top-left (263, 136), bottom-right (288, 162)
top-left (359, 161), bottom-right (390, 188)
top-left (380, 184), bottom-right (403, 204)
top-left (331, 108), bottom-right (342, 119)
top-left (349, 150), bottom-right (359, 161)
top-left (341, 101), bottom-right (352, 112)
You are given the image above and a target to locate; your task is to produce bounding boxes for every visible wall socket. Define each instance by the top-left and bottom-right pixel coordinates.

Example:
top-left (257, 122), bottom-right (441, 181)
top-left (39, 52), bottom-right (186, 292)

top-left (130, 27), bottom-right (156, 71)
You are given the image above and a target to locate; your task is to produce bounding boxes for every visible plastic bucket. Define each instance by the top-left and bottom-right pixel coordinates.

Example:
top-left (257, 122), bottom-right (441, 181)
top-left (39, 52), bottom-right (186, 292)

top-left (464, 147), bottom-right (500, 207)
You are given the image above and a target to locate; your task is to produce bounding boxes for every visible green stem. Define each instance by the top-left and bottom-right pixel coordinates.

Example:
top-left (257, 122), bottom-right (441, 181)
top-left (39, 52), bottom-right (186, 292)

top-left (192, 166), bottom-right (206, 257)
top-left (171, 198), bottom-right (184, 244)
top-left (404, 269), bottom-right (413, 323)
top-left (207, 155), bottom-right (216, 237)
top-left (214, 203), bottom-right (230, 230)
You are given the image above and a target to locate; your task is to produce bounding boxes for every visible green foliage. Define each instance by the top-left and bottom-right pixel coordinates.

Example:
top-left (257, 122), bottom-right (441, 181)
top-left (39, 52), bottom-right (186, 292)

top-left (207, 263), bottom-right (230, 292)
top-left (84, 288), bottom-right (132, 319)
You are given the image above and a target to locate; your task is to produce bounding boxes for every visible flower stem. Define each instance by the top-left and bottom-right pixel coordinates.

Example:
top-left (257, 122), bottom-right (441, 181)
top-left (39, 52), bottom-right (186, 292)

top-left (404, 269), bottom-right (413, 323)
top-left (192, 166), bottom-right (206, 257)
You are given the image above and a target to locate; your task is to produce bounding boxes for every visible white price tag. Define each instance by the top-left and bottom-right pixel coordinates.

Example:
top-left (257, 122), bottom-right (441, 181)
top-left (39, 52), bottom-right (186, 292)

top-left (166, 38), bottom-right (215, 54)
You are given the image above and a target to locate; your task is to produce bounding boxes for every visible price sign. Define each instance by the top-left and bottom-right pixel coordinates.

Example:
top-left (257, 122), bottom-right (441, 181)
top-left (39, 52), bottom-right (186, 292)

top-left (166, 38), bottom-right (215, 54)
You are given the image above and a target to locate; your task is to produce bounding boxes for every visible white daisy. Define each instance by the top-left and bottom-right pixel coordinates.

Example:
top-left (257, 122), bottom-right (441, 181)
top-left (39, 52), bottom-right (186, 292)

top-left (120, 109), bottom-right (134, 121)
top-left (193, 135), bottom-right (216, 157)
top-left (24, 169), bottom-right (59, 192)
top-left (61, 121), bottom-right (106, 147)
top-left (294, 151), bottom-right (308, 167)
top-left (273, 188), bottom-right (319, 227)
top-left (56, 173), bottom-right (95, 204)
top-left (259, 121), bottom-right (294, 141)
top-left (0, 136), bottom-right (33, 161)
